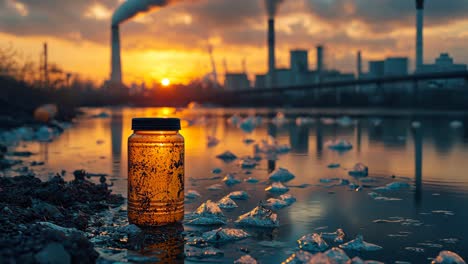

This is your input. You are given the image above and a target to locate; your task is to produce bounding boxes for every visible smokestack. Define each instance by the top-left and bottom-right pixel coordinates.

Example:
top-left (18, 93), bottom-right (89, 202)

top-left (268, 18), bottom-right (276, 86)
top-left (110, 25), bottom-right (122, 83)
top-left (317, 45), bottom-right (324, 75)
top-left (416, 0), bottom-right (424, 71)
top-left (357, 51), bottom-right (362, 79)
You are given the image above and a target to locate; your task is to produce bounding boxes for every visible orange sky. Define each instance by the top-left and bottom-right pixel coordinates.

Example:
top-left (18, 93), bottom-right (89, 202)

top-left (1, 0), bottom-right (468, 85)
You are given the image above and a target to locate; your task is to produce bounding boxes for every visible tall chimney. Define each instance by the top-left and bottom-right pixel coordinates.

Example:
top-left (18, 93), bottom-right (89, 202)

top-left (111, 25), bottom-right (122, 83)
top-left (268, 18), bottom-right (276, 87)
top-left (357, 51), bottom-right (362, 79)
top-left (416, 0), bottom-right (424, 72)
top-left (316, 45), bottom-right (324, 74)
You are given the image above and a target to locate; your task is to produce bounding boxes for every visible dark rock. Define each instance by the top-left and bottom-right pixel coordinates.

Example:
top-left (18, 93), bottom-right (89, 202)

top-left (34, 242), bottom-right (71, 264)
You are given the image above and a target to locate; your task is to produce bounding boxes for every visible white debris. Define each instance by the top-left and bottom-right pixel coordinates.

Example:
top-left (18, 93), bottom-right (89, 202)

top-left (321, 228), bottom-right (345, 243)
top-left (234, 255), bottom-right (258, 264)
top-left (297, 233), bottom-right (328, 252)
top-left (202, 228), bottom-right (250, 243)
top-left (185, 200), bottom-right (226, 225)
top-left (186, 190), bottom-right (201, 199)
top-left (348, 163), bottom-right (368, 177)
top-left (223, 174), bottom-right (241, 186)
top-left (450, 121), bottom-right (463, 129)
top-left (432, 251), bottom-right (466, 264)
top-left (327, 139), bottom-right (353, 151)
top-left (296, 117), bottom-right (315, 126)
top-left (263, 198), bottom-right (289, 210)
top-left (216, 151), bottom-right (238, 162)
top-left (207, 184), bottom-right (223, 191)
top-left (324, 247), bottom-right (350, 263)
top-left (374, 182), bottom-right (410, 191)
top-left (245, 177), bottom-right (259, 184)
top-left (279, 194), bottom-right (296, 205)
top-left (217, 196), bottom-right (238, 209)
top-left (265, 182), bottom-right (289, 194)
top-left (339, 235), bottom-right (382, 251)
top-left (207, 136), bottom-right (220, 147)
top-left (228, 191), bottom-right (249, 200)
top-left (269, 168), bottom-right (295, 182)
top-left (235, 205), bottom-right (279, 228)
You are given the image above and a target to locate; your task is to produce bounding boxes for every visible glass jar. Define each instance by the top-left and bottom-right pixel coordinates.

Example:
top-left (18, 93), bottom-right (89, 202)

top-left (128, 118), bottom-right (184, 227)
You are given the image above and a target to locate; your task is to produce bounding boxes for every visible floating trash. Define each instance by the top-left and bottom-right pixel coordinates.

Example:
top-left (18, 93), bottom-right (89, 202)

top-left (228, 191), bottom-right (249, 200)
top-left (186, 190), bottom-right (201, 199)
top-left (240, 158), bottom-right (257, 169)
top-left (269, 168), bottom-right (295, 182)
top-left (185, 246), bottom-right (224, 259)
top-left (339, 235), bottom-right (382, 251)
top-left (265, 182), bottom-right (289, 194)
top-left (263, 198), bottom-right (289, 210)
top-left (207, 136), bottom-right (220, 147)
top-left (328, 163), bottom-right (340, 169)
top-left (296, 117), bottom-right (315, 126)
top-left (348, 163), bottom-right (368, 177)
top-left (202, 228), bottom-right (250, 243)
top-left (207, 184), bottom-right (223, 191)
top-left (245, 177), bottom-right (259, 184)
top-left (321, 228), bottom-right (346, 243)
top-left (282, 250), bottom-right (314, 264)
top-left (324, 247), bottom-right (350, 263)
top-left (212, 168), bottom-right (222, 174)
top-left (235, 205), bottom-right (279, 228)
top-left (297, 233), bottom-right (328, 252)
top-left (216, 151), bottom-right (238, 162)
top-left (327, 139), bottom-right (353, 151)
top-left (234, 255), bottom-right (258, 264)
top-left (279, 194), bottom-right (296, 205)
top-left (374, 182), bottom-right (410, 191)
top-left (185, 200), bottom-right (226, 225)
top-left (432, 251), bottom-right (466, 264)
top-left (223, 174), bottom-right (242, 186)
top-left (450, 121), bottom-right (463, 129)
top-left (217, 196), bottom-right (238, 209)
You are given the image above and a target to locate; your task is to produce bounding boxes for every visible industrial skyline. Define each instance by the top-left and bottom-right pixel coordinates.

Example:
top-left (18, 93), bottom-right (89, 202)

top-left (1, 0), bottom-right (468, 85)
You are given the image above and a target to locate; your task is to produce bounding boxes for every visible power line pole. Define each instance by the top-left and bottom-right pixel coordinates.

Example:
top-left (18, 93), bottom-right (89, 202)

top-left (43, 42), bottom-right (48, 88)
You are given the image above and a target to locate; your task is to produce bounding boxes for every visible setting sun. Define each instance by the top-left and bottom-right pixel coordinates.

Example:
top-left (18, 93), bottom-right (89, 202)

top-left (161, 78), bottom-right (171, 87)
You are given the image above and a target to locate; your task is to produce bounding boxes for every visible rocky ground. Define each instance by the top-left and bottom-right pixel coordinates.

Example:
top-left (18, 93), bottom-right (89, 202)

top-left (0, 170), bottom-right (124, 264)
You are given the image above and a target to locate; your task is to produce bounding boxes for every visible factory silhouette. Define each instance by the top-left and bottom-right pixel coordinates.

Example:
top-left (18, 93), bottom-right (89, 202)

top-left (104, 0), bottom-right (468, 108)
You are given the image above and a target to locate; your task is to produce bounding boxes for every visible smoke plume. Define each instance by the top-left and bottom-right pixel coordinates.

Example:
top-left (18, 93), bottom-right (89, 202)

top-left (112, 0), bottom-right (177, 26)
top-left (264, 0), bottom-right (284, 19)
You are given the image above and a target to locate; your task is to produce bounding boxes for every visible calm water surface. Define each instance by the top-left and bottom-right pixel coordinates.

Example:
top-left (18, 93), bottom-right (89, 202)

top-left (15, 107), bottom-right (468, 263)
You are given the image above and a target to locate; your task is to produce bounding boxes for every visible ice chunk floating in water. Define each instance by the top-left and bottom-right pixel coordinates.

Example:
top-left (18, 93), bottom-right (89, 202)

top-left (327, 139), bottom-right (353, 151)
top-left (223, 174), bottom-right (241, 186)
top-left (235, 205), bottom-right (279, 228)
top-left (321, 228), bottom-right (346, 243)
top-left (432, 251), bottom-right (466, 264)
top-left (339, 235), bottom-right (382, 251)
top-left (185, 200), bottom-right (226, 225)
top-left (265, 182), bottom-right (289, 194)
top-left (245, 177), bottom-right (259, 184)
top-left (269, 168), bottom-right (295, 182)
top-left (297, 233), bottom-right (328, 252)
top-left (202, 228), bottom-right (250, 243)
top-left (234, 255), bottom-right (258, 264)
top-left (374, 182), bottom-right (410, 191)
top-left (217, 196), bottom-right (238, 209)
top-left (263, 198), bottom-right (289, 210)
top-left (186, 190), bottom-right (201, 199)
top-left (239, 117), bottom-right (257, 133)
top-left (185, 246), bottom-right (224, 259)
top-left (324, 247), bottom-right (350, 263)
top-left (228, 191), bottom-right (249, 200)
top-left (279, 194), bottom-right (296, 205)
top-left (348, 163), bottom-right (368, 177)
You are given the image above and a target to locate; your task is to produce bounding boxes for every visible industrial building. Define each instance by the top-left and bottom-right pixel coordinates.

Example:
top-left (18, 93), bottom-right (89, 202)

top-left (224, 73), bottom-right (250, 91)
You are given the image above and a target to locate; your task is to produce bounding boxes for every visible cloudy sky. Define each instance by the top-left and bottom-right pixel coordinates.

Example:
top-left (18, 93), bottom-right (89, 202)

top-left (1, 0), bottom-right (467, 84)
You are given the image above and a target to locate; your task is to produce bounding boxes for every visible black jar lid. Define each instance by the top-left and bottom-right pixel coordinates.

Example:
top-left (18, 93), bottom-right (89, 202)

top-left (132, 118), bottom-right (181, 131)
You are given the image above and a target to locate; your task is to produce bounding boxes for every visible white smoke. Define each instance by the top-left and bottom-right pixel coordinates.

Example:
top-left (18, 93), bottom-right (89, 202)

top-left (112, 0), bottom-right (175, 26)
top-left (264, 0), bottom-right (284, 19)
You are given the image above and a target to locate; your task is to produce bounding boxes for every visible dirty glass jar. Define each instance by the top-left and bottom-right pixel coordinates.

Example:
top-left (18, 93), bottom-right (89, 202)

top-left (128, 118), bottom-right (184, 227)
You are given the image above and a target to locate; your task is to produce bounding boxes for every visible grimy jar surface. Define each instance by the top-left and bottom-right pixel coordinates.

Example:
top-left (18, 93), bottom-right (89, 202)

top-left (128, 129), bottom-right (184, 227)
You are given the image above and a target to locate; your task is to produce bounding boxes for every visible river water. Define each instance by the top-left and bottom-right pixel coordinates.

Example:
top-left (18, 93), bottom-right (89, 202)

top-left (15, 107), bottom-right (468, 263)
